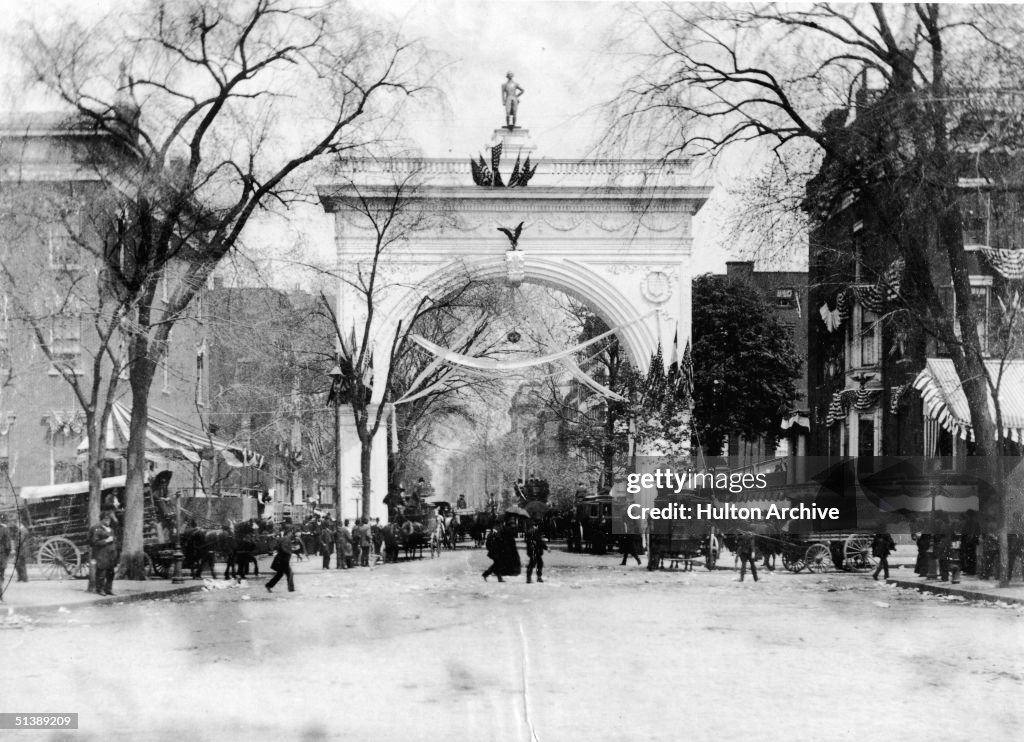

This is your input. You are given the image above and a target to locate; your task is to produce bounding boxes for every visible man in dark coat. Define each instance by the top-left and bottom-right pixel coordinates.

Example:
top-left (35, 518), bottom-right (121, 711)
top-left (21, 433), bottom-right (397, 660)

top-left (525, 522), bottom-right (547, 584)
top-left (319, 517), bottom-right (335, 570)
top-left (89, 510), bottom-right (119, 596)
top-left (336, 519), bottom-right (354, 569)
top-left (737, 532), bottom-right (758, 582)
top-left (619, 517), bottom-right (643, 566)
top-left (482, 520), bottom-right (521, 582)
top-left (266, 529), bottom-right (296, 592)
top-left (871, 532), bottom-right (897, 580)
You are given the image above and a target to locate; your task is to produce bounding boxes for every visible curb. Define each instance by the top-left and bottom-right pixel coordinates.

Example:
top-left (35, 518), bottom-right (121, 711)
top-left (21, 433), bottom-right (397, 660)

top-left (2, 584), bottom-right (206, 618)
top-left (886, 578), bottom-right (1024, 606)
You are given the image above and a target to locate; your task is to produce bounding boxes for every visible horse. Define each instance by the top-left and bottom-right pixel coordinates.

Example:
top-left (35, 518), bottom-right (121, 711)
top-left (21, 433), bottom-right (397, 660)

top-left (181, 525), bottom-right (233, 580)
top-left (228, 519), bottom-right (278, 579)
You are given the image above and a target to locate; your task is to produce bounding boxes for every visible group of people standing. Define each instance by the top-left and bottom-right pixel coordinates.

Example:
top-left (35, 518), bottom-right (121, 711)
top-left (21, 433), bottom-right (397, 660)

top-left (265, 515), bottom-right (383, 594)
top-left (0, 513), bottom-right (31, 597)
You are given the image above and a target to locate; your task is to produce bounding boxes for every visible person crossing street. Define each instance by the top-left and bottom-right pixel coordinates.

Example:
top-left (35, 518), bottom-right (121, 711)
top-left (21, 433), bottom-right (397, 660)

top-left (526, 521), bottom-right (547, 584)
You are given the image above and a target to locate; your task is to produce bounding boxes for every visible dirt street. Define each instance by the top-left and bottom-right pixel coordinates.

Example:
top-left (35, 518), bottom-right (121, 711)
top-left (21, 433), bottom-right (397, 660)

top-left (3, 546), bottom-right (1022, 741)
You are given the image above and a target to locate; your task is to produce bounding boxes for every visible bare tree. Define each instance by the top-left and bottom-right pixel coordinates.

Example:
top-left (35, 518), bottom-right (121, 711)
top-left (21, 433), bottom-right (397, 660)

top-left (14, 0), bottom-right (432, 576)
top-left (610, 2), bottom-right (1024, 582)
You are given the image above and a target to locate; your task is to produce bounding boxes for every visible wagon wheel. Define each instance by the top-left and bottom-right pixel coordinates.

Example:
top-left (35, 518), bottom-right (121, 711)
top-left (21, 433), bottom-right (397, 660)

top-left (704, 536), bottom-right (719, 571)
top-left (143, 553), bottom-right (170, 579)
top-left (804, 543), bottom-right (833, 573)
top-left (781, 548), bottom-right (805, 573)
top-left (36, 537), bottom-right (81, 580)
top-left (843, 535), bottom-right (877, 572)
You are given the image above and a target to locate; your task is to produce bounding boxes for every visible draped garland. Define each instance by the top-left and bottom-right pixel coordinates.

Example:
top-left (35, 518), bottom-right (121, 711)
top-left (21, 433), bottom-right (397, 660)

top-left (979, 246), bottom-right (1024, 280)
top-left (818, 258), bottom-right (905, 333)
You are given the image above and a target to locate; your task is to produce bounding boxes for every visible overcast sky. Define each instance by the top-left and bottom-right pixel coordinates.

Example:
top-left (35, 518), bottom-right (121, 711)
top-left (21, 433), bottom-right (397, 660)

top-left (0, 0), bottom-right (806, 276)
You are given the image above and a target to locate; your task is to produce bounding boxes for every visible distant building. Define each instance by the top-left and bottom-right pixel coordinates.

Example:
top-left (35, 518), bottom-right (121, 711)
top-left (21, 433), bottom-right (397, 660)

top-left (202, 280), bottom-right (335, 506)
top-left (0, 113), bottom-right (217, 494)
top-left (723, 261), bottom-right (810, 475)
top-left (804, 92), bottom-right (1024, 463)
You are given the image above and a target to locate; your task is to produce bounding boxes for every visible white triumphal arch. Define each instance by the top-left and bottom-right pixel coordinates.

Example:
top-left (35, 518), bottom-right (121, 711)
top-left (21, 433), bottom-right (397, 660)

top-left (318, 127), bottom-right (711, 523)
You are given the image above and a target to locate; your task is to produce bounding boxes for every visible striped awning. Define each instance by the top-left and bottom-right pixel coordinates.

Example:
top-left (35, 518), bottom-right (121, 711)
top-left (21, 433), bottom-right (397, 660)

top-left (78, 402), bottom-right (264, 469)
top-left (914, 358), bottom-right (1024, 443)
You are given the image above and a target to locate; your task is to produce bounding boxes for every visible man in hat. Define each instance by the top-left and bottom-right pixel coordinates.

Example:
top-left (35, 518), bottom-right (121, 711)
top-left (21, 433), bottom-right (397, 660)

top-left (871, 531), bottom-right (896, 580)
top-left (13, 515), bottom-right (31, 582)
top-left (525, 520), bottom-right (547, 584)
top-left (89, 510), bottom-right (119, 596)
top-left (319, 516), bottom-right (335, 570)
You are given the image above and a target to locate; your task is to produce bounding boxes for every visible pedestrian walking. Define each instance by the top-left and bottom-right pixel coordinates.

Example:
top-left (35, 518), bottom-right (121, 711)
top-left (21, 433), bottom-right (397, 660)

top-left (526, 522), bottom-right (547, 584)
top-left (89, 510), bottom-right (119, 596)
top-left (737, 532), bottom-right (758, 582)
top-left (319, 517), bottom-right (335, 570)
top-left (266, 529), bottom-right (296, 593)
top-left (482, 519), bottom-right (521, 582)
top-left (619, 517), bottom-right (643, 566)
top-left (871, 532), bottom-right (896, 580)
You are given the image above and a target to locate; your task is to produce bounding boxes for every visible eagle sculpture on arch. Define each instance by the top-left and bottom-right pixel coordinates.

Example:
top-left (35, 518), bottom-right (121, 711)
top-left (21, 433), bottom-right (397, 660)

top-left (497, 222), bottom-right (525, 250)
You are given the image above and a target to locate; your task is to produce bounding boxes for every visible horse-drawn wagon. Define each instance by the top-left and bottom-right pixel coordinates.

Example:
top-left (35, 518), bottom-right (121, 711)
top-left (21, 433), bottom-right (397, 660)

top-left (646, 492), bottom-right (721, 570)
top-left (7, 470), bottom-right (177, 579)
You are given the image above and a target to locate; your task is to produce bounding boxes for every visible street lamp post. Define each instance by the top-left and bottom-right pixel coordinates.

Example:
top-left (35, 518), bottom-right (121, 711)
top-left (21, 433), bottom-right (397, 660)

top-left (171, 491), bottom-right (184, 584)
top-left (327, 362), bottom-right (344, 523)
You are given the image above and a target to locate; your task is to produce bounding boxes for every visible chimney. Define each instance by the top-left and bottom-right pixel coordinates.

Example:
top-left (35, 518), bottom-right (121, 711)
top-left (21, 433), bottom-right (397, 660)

top-left (726, 261), bottom-right (755, 282)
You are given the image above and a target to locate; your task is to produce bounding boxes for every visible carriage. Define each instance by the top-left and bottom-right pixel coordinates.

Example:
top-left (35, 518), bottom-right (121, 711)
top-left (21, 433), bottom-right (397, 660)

top-left (388, 501), bottom-right (438, 559)
top-left (7, 470), bottom-right (178, 579)
top-left (645, 492), bottom-right (721, 570)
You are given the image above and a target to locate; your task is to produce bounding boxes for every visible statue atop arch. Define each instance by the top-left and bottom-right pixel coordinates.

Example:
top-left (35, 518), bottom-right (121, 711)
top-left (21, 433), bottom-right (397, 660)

top-left (502, 72), bottom-right (525, 129)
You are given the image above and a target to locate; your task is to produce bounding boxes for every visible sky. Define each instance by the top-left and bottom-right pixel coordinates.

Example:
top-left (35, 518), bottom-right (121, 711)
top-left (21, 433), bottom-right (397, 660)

top-left (0, 0), bottom-right (807, 276)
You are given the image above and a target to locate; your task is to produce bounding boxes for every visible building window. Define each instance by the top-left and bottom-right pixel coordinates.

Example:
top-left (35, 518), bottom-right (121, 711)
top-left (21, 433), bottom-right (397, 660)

top-left (774, 288), bottom-right (797, 308)
top-left (858, 307), bottom-right (879, 368)
top-left (972, 285), bottom-right (991, 355)
top-left (195, 340), bottom-right (206, 407)
top-left (48, 221), bottom-right (81, 271)
top-left (950, 277), bottom-right (992, 356)
top-left (0, 420), bottom-right (11, 478)
top-left (53, 459), bottom-right (81, 485)
top-left (50, 316), bottom-right (82, 372)
top-left (961, 190), bottom-right (990, 247)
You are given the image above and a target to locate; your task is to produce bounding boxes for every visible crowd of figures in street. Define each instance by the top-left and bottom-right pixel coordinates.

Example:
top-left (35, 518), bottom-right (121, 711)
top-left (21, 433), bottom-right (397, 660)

top-left (6, 481), bottom-right (1024, 599)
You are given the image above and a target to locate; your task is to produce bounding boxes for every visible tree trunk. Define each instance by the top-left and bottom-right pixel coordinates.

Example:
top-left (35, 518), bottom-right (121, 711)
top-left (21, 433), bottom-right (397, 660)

top-left (360, 437), bottom-right (372, 521)
top-left (122, 339), bottom-right (156, 580)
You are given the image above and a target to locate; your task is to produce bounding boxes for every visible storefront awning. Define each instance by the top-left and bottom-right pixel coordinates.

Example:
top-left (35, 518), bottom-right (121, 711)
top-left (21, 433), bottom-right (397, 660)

top-left (78, 402), bottom-right (264, 469)
top-left (914, 358), bottom-right (1024, 443)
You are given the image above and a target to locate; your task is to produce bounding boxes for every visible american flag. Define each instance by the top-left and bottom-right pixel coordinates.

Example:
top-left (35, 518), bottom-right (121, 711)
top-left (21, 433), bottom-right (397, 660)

top-left (491, 143), bottom-right (503, 187)
top-left (680, 339), bottom-right (694, 402)
top-left (508, 153), bottom-right (522, 187)
top-left (666, 326), bottom-right (679, 386)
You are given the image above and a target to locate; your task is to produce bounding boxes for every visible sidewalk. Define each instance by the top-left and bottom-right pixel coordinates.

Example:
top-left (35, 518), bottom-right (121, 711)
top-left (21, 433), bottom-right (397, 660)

top-left (884, 569), bottom-right (1024, 605)
top-left (0, 575), bottom-right (205, 617)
